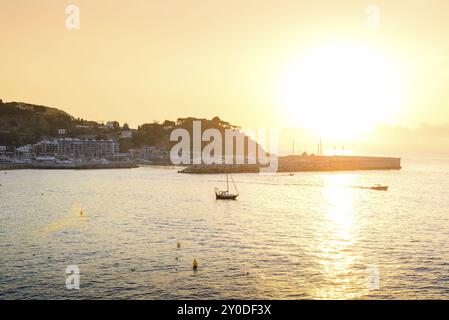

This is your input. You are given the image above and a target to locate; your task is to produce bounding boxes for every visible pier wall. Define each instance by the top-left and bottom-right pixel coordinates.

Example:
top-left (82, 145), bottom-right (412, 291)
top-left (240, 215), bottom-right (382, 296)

top-left (180, 155), bottom-right (402, 174)
top-left (278, 155), bottom-right (401, 172)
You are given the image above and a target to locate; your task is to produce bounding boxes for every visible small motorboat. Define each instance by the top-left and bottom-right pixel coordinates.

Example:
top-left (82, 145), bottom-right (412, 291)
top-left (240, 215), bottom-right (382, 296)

top-left (370, 184), bottom-right (389, 191)
top-left (215, 168), bottom-right (239, 200)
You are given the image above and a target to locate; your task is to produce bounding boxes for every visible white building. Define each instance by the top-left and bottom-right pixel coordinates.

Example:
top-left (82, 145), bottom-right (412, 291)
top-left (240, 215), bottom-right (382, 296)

top-left (120, 131), bottom-right (133, 139)
top-left (59, 138), bottom-right (118, 159)
top-left (14, 138), bottom-right (120, 160)
top-left (16, 145), bottom-right (32, 153)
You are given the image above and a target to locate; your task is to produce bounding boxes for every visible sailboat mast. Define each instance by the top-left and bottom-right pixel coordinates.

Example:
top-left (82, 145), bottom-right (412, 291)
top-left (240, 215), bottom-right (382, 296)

top-left (230, 172), bottom-right (239, 195)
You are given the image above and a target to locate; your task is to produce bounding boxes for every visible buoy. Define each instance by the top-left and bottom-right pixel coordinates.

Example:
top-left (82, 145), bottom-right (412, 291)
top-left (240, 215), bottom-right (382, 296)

top-left (192, 259), bottom-right (198, 270)
top-left (177, 242), bottom-right (181, 248)
top-left (80, 210), bottom-right (84, 217)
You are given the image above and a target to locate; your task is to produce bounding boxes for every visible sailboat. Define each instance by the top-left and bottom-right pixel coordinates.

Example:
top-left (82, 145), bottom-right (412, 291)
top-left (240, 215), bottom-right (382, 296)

top-left (215, 167), bottom-right (239, 200)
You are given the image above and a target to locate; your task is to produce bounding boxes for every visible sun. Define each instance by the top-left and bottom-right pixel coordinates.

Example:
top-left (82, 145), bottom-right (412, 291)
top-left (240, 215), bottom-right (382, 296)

top-left (278, 42), bottom-right (404, 140)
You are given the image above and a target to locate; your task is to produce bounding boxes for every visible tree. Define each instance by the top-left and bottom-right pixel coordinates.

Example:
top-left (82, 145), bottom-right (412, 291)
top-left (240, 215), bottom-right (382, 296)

top-left (111, 121), bottom-right (120, 129)
top-left (33, 105), bottom-right (46, 113)
top-left (123, 123), bottom-right (130, 130)
top-left (119, 138), bottom-right (134, 152)
top-left (162, 120), bottom-right (175, 128)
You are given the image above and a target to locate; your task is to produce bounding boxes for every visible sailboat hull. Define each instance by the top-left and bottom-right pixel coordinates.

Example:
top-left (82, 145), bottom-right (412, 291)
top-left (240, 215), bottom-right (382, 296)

top-left (370, 186), bottom-right (388, 191)
top-left (216, 193), bottom-right (238, 200)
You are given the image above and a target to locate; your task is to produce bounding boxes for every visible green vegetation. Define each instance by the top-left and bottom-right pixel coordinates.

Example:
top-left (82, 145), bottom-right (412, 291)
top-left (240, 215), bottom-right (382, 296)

top-left (0, 99), bottom-right (246, 153)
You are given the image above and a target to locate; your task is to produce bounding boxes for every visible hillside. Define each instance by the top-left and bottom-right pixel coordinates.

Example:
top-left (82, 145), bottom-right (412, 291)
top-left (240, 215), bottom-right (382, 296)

top-left (0, 99), bottom-right (102, 146)
top-left (0, 99), bottom-right (252, 155)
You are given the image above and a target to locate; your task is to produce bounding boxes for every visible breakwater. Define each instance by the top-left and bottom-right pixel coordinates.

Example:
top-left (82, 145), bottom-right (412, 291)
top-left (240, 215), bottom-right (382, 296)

top-left (179, 155), bottom-right (401, 174)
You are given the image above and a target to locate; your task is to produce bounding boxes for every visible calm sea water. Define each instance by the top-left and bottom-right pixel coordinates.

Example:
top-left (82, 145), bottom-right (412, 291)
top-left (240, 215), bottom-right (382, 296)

top-left (1, 157), bottom-right (449, 299)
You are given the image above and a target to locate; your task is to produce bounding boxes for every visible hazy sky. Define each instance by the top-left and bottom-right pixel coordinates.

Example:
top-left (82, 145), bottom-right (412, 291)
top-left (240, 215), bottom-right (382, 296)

top-left (1, 0), bottom-right (448, 134)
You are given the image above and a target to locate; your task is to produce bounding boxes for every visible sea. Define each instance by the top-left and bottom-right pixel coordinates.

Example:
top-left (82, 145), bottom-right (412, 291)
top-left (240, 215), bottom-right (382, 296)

top-left (1, 157), bottom-right (449, 299)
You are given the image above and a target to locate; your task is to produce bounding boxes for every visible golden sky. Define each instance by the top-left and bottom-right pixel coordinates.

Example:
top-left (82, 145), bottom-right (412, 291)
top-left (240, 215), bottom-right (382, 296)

top-left (1, 0), bottom-right (448, 137)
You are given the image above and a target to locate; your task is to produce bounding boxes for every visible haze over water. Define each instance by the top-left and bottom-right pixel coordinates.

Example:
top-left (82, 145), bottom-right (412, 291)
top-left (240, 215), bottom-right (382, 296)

top-left (1, 157), bottom-right (449, 299)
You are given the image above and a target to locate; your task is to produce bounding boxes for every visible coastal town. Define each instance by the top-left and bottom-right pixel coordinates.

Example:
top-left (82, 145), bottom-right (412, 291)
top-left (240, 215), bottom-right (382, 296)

top-left (0, 100), bottom-right (179, 169)
top-left (0, 134), bottom-right (171, 169)
top-left (0, 100), bottom-right (402, 172)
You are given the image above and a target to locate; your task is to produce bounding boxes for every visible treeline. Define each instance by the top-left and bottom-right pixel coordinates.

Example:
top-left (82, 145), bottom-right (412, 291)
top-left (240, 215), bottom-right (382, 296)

top-left (0, 100), bottom-right (120, 147)
top-left (120, 116), bottom-right (241, 152)
top-left (0, 99), bottom-right (245, 153)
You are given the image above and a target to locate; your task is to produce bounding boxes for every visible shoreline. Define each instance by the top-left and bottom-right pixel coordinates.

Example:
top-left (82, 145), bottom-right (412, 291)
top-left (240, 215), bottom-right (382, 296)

top-left (0, 155), bottom-right (402, 172)
top-left (0, 162), bottom-right (138, 170)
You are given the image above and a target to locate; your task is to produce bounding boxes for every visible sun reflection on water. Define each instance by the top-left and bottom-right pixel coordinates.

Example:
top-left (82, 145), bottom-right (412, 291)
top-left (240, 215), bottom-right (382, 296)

top-left (313, 174), bottom-right (365, 299)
